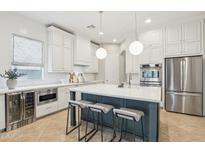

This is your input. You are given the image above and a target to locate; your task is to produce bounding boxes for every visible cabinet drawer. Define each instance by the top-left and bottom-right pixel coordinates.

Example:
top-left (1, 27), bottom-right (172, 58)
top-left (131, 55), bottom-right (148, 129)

top-left (36, 101), bottom-right (58, 118)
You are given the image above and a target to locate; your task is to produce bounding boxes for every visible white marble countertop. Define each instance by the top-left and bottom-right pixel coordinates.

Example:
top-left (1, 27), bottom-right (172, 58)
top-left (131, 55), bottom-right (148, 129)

top-left (0, 80), bottom-right (103, 94)
top-left (70, 84), bottom-right (162, 103)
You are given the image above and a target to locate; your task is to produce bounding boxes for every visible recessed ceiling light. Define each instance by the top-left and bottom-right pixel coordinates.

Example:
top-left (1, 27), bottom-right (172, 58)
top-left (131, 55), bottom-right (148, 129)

top-left (113, 39), bottom-right (117, 42)
top-left (99, 31), bottom-right (104, 35)
top-left (145, 19), bottom-right (152, 23)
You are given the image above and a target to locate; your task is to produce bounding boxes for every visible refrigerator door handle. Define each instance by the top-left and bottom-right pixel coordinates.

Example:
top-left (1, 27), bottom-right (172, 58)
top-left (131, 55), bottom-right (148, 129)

top-left (180, 59), bottom-right (184, 91)
top-left (166, 92), bottom-right (202, 97)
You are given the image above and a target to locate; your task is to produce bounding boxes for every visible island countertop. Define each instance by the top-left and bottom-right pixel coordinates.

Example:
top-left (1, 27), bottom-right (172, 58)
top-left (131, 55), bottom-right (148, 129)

top-left (70, 84), bottom-right (162, 103)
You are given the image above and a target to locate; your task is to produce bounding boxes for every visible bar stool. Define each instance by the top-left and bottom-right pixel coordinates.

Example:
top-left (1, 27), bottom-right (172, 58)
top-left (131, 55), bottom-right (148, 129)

top-left (85, 103), bottom-right (114, 142)
top-left (113, 107), bottom-right (145, 142)
top-left (65, 100), bottom-right (96, 141)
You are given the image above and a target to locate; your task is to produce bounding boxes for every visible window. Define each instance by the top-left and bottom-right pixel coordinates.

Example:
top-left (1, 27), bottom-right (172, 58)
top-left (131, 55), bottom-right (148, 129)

top-left (12, 34), bottom-right (44, 80)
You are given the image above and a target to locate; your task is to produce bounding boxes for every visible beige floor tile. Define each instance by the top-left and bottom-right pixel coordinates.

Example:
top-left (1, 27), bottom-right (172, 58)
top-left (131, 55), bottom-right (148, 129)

top-left (1, 109), bottom-right (205, 142)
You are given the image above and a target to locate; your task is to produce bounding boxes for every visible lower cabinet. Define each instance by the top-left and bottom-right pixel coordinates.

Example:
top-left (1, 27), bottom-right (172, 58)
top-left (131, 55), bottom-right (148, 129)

top-left (36, 101), bottom-right (58, 118)
top-left (58, 87), bottom-right (70, 110)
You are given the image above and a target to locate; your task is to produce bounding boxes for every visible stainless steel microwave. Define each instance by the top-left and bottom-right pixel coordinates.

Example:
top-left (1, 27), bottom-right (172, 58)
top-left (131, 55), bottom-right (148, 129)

top-left (36, 88), bottom-right (57, 105)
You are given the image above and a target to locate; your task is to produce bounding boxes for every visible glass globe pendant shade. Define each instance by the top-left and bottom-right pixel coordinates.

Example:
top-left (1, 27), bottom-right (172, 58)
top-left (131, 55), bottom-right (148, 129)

top-left (96, 47), bottom-right (107, 59)
top-left (129, 40), bottom-right (144, 55)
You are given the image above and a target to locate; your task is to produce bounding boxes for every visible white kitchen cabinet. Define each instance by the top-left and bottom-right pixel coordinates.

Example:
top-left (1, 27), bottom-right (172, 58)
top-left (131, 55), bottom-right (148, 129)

top-left (48, 28), bottom-right (64, 46)
top-left (140, 29), bottom-right (162, 45)
top-left (47, 26), bottom-right (74, 72)
top-left (0, 95), bottom-right (5, 130)
top-left (74, 34), bottom-right (91, 66)
top-left (181, 20), bottom-right (202, 55)
top-left (49, 45), bottom-right (64, 71)
top-left (36, 101), bottom-right (58, 118)
top-left (85, 43), bottom-right (99, 73)
top-left (165, 20), bottom-right (203, 57)
top-left (58, 87), bottom-right (70, 110)
top-left (165, 24), bottom-right (182, 56)
top-left (138, 29), bottom-right (163, 64)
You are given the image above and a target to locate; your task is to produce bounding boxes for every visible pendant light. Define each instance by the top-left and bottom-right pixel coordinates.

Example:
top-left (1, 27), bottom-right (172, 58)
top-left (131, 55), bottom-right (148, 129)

top-left (96, 11), bottom-right (107, 60)
top-left (129, 12), bottom-right (144, 55)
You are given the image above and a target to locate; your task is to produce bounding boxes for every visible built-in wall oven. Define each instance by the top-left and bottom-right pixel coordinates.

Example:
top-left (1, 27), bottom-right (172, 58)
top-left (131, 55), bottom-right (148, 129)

top-left (140, 64), bottom-right (162, 86)
top-left (37, 88), bottom-right (57, 105)
top-left (6, 91), bottom-right (36, 131)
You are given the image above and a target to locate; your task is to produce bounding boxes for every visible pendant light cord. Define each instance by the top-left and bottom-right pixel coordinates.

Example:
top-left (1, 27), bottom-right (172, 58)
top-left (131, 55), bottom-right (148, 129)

top-left (99, 11), bottom-right (103, 47)
top-left (134, 11), bottom-right (138, 40)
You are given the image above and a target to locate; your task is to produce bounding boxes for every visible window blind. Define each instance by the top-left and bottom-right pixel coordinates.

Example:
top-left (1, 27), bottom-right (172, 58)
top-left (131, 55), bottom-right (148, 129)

top-left (13, 35), bottom-right (43, 66)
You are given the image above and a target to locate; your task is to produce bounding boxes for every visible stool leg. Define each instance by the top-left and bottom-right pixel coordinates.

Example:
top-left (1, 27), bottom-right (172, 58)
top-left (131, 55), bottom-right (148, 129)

top-left (77, 106), bottom-right (81, 141)
top-left (65, 105), bottom-right (70, 134)
top-left (111, 112), bottom-right (116, 142)
top-left (100, 112), bottom-right (103, 142)
top-left (141, 117), bottom-right (145, 142)
top-left (119, 118), bottom-right (124, 142)
top-left (85, 108), bottom-right (90, 142)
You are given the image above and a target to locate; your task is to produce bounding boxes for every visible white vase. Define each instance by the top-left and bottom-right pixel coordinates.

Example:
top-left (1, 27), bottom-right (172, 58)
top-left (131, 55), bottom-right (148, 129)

top-left (6, 79), bottom-right (17, 89)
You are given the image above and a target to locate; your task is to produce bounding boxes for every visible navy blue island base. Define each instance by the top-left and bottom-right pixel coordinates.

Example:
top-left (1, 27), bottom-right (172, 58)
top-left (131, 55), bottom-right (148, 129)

top-left (70, 91), bottom-right (160, 142)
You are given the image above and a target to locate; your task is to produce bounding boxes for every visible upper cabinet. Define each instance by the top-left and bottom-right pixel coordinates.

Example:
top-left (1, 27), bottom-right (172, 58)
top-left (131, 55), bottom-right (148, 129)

top-left (181, 20), bottom-right (202, 55)
top-left (47, 26), bottom-right (75, 72)
top-left (85, 43), bottom-right (99, 73)
top-left (139, 29), bottom-right (163, 64)
top-left (74, 34), bottom-right (91, 66)
top-left (165, 24), bottom-right (182, 56)
top-left (165, 20), bottom-right (203, 57)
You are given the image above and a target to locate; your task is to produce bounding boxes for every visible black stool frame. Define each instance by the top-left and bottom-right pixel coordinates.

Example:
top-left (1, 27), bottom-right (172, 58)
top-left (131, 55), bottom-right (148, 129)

top-left (65, 102), bottom-right (96, 141)
top-left (85, 106), bottom-right (115, 142)
top-left (112, 112), bottom-right (145, 142)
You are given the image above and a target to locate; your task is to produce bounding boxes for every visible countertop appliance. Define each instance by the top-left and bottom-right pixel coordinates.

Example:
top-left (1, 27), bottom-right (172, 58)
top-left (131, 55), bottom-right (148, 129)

top-left (37, 88), bottom-right (57, 105)
top-left (5, 91), bottom-right (36, 131)
top-left (165, 56), bottom-right (203, 116)
top-left (140, 63), bottom-right (162, 87)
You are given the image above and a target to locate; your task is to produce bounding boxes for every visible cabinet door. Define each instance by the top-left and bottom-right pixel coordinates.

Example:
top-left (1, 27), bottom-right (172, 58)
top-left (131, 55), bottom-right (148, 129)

top-left (64, 35), bottom-right (73, 48)
top-left (63, 47), bottom-right (73, 71)
top-left (58, 87), bottom-right (69, 110)
top-left (75, 35), bottom-right (91, 65)
top-left (52, 31), bottom-right (64, 46)
top-left (140, 29), bottom-right (162, 45)
top-left (139, 46), bottom-right (150, 64)
top-left (85, 43), bottom-right (99, 73)
top-left (52, 45), bottom-right (64, 71)
top-left (150, 45), bottom-right (163, 63)
top-left (181, 20), bottom-right (202, 55)
top-left (165, 25), bottom-right (182, 56)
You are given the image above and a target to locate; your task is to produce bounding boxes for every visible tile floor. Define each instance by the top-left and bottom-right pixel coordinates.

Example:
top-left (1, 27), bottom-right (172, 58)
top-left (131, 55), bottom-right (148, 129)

top-left (0, 109), bottom-right (205, 142)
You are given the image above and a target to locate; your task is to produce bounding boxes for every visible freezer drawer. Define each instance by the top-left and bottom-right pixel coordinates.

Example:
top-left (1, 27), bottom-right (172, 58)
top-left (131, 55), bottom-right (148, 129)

top-left (165, 92), bottom-right (202, 116)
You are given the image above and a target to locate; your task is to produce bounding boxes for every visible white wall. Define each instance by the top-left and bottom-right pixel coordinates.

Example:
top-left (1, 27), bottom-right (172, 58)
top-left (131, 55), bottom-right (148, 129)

top-left (0, 12), bottom-right (95, 89)
top-left (97, 44), bottom-right (120, 84)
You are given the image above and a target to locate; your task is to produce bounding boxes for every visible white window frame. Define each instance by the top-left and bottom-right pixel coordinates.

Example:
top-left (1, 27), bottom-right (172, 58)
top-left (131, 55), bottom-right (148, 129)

top-left (12, 34), bottom-right (44, 81)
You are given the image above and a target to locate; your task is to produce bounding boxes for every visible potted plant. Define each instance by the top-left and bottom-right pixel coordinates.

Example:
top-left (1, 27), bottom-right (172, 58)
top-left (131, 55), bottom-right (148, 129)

top-left (0, 68), bottom-right (25, 89)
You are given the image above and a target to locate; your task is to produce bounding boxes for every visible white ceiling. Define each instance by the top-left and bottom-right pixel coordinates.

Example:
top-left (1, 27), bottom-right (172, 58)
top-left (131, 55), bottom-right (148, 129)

top-left (17, 11), bottom-right (205, 44)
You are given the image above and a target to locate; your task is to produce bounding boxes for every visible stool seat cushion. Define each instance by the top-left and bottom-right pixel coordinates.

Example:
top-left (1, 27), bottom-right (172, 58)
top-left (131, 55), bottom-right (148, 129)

top-left (87, 103), bottom-right (114, 113)
top-left (113, 108), bottom-right (144, 121)
top-left (69, 100), bottom-right (94, 108)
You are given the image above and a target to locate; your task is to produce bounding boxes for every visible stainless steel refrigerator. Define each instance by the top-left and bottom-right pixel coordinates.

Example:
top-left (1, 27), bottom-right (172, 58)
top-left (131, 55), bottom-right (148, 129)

top-left (165, 56), bottom-right (203, 116)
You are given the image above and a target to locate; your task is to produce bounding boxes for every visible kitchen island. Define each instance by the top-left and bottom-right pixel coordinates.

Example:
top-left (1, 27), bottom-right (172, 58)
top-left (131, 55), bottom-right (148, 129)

top-left (69, 84), bottom-right (161, 142)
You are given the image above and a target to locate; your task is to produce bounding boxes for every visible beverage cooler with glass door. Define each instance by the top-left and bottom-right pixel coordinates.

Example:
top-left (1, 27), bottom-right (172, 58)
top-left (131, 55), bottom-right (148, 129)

top-left (5, 91), bottom-right (36, 131)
